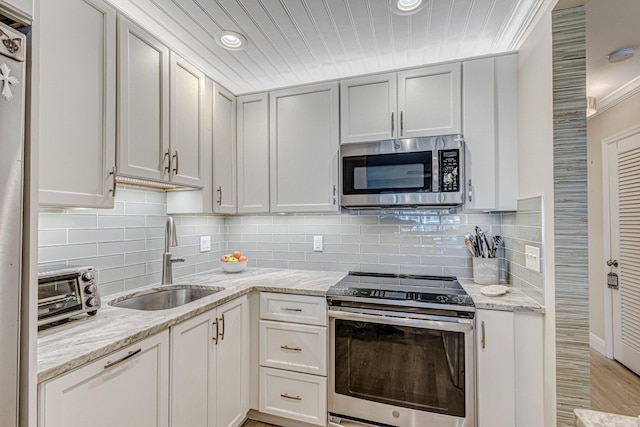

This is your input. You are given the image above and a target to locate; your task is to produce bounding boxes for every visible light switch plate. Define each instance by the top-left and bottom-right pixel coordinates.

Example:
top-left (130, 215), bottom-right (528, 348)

top-left (200, 236), bottom-right (211, 252)
top-left (525, 245), bottom-right (541, 273)
top-left (313, 235), bottom-right (323, 252)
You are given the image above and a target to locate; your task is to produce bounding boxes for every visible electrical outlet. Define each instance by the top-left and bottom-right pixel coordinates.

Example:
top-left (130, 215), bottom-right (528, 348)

top-left (200, 236), bottom-right (211, 252)
top-left (313, 235), bottom-right (323, 252)
top-left (525, 245), bottom-right (541, 273)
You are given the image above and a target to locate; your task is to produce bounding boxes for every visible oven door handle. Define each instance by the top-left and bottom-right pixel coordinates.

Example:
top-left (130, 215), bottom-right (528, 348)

top-left (328, 309), bottom-right (473, 333)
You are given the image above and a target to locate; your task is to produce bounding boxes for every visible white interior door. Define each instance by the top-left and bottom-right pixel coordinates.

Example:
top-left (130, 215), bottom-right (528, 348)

top-left (608, 130), bottom-right (640, 375)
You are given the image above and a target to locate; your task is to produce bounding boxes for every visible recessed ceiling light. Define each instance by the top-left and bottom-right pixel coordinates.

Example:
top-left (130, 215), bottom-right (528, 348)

top-left (215, 30), bottom-right (247, 51)
top-left (606, 46), bottom-right (635, 63)
top-left (391, 0), bottom-right (425, 15)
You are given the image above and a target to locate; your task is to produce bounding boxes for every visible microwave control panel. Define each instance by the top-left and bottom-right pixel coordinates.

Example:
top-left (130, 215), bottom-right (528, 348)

top-left (439, 150), bottom-right (460, 192)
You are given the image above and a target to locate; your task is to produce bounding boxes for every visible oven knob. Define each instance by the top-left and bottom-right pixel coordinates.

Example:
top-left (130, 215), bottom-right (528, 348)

top-left (86, 297), bottom-right (98, 308)
top-left (81, 272), bottom-right (94, 282)
top-left (85, 284), bottom-right (97, 295)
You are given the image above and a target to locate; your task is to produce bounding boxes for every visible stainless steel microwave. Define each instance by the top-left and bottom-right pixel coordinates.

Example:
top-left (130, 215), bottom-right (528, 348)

top-left (340, 135), bottom-right (465, 208)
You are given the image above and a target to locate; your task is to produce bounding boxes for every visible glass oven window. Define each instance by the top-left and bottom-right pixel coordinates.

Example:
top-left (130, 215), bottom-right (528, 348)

top-left (343, 151), bottom-right (432, 195)
top-left (334, 319), bottom-right (466, 417)
top-left (38, 276), bottom-right (82, 320)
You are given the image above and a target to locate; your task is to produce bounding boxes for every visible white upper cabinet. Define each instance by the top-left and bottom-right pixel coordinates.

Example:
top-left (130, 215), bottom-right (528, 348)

top-left (170, 52), bottom-right (207, 187)
top-left (340, 73), bottom-right (397, 144)
top-left (212, 84), bottom-right (237, 214)
top-left (0, 0), bottom-right (32, 23)
top-left (237, 93), bottom-right (270, 214)
top-left (270, 82), bottom-right (340, 213)
top-left (463, 54), bottom-right (518, 211)
top-left (117, 15), bottom-right (170, 182)
top-left (397, 63), bottom-right (462, 138)
top-left (35, 0), bottom-right (116, 208)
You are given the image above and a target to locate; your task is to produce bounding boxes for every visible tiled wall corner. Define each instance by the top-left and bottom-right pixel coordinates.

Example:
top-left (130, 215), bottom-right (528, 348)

top-left (38, 187), bottom-right (225, 296)
top-left (502, 196), bottom-right (545, 305)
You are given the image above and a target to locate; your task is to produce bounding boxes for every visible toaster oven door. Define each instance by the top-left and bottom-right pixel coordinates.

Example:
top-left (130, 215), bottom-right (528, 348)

top-left (38, 274), bottom-right (83, 325)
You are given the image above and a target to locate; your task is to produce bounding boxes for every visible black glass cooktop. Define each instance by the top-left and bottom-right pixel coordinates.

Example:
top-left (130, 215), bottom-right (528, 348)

top-left (326, 272), bottom-right (475, 308)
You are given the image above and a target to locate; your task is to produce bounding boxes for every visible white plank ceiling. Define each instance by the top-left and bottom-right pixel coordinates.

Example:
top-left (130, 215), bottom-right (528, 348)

top-left (117, 0), bottom-right (546, 94)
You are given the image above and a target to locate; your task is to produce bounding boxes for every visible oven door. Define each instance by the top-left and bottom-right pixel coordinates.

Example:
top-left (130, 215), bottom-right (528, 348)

top-left (37, 273), bottom-right (83, 325)
top-left (329, 309), bottom-right (475, 427)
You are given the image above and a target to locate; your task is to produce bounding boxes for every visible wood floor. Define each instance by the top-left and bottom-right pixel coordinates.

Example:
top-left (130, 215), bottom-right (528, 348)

top-left (242, 421), bottom-right (280, 427)
top-left (591, 348), bottom-right (640, 416)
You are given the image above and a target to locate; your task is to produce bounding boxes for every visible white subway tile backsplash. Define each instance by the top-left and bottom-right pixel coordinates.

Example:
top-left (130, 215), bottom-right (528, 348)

top-left (39, 188), bottom-right (509, 297)
top-left (39, 244), bottom-right (97, 263)
top-left (39, 230), bottom-right (67, 246)
top-left (39, 213), bottom-right (97, 229)
top-left (68, 229), bottom-right (125, 244)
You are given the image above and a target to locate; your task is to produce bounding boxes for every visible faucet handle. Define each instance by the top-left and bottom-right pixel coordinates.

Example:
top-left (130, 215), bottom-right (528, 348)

top-left (171, 257), bottom-right (185, 263)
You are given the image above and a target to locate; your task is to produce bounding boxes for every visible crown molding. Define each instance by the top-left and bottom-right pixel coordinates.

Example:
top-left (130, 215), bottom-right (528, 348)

top-left (590, 76), bottom-right (640, 118)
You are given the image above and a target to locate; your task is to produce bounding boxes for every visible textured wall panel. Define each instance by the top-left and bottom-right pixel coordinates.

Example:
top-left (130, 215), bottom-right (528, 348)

top-left (552, 6), bottom-right (590, 425)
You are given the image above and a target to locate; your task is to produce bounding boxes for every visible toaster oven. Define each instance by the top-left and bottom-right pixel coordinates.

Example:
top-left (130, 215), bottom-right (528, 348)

top-left (38, 265), bottom-right (101, 326)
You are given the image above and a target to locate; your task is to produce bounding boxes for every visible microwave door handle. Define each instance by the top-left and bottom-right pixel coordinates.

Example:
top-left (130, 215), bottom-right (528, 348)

top-left (432, 150), bottom-right (439, 192)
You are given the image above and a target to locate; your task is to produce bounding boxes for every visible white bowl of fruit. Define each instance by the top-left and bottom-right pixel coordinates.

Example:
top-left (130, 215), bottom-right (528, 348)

top-left (219, 251), bottom-right (248, 273)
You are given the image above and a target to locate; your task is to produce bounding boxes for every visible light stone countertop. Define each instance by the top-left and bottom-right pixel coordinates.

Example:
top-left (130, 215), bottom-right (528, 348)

top-left (458, 279), bottom-right (545, 313)
top-left (37, 268), bottom-right (346, 383)
top-left (575, 409), bottom-right (639, 427)
top-left (38, 269), bottom-right (544, 383)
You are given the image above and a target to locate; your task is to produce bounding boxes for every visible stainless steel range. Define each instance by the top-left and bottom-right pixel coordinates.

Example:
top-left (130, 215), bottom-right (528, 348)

top-left (326, 272), bottom-right (476, 427)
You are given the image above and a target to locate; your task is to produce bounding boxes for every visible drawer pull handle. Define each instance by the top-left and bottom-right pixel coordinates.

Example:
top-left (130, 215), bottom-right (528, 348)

top-left (281, 345), bottom-right (302, 352)
top-left (282, 307), bottom-right (302, 312)
top-left (213, 319), bottom-right (219, 344)
top-left (280, 393), bottom-right (302, 401)
top-left (103, 348), bottom-right (142, 370)
top-left (481, 320), bottom-right (486, 349)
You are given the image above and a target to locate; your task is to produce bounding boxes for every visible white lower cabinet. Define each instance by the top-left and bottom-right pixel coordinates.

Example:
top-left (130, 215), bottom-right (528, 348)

top-left (171, 296), bottom-right (249, 427)
top-left (38, 331), bottom-right (170, 427)
top-left (476, 309), bottom-right (543, 427)
top-left (258, 293), bottom-right (328, 426)
top-left (259, 367), bottom-right (327, 426)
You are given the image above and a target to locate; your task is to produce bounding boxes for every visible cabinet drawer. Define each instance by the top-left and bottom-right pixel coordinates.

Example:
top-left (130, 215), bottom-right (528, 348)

top-left (259, 367), bottom-right (327, 426)
top-left (259, 320), bottom-right (327, 376)
top-left (260, 292), bottom-right (327, 326)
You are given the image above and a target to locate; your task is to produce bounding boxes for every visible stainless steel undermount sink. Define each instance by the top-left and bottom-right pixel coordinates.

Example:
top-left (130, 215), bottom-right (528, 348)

top-left (109, 285), bottom-right (223, 311)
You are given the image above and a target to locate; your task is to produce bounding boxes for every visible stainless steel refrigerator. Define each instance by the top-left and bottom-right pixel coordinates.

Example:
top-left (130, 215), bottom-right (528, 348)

top-left (0, 19), bottom-right (26, 427)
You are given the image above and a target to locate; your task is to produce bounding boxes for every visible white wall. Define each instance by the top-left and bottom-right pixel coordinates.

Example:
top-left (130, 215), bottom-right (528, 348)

top-left (517, 3), bottom-right (556, 426)
top-left (587, 91), bottom-right (640, 344)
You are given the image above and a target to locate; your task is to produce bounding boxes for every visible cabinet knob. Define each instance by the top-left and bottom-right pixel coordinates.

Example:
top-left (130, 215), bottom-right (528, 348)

top-left (606, 259), bottom-right (618, 268)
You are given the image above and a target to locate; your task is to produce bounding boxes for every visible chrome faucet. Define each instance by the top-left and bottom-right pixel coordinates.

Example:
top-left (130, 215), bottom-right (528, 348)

top-left (161, 217), bottom-right (185, 285)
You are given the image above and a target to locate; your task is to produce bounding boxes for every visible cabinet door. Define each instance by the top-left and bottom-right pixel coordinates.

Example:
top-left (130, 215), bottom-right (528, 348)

top-left (270, 82), bottom-right (339, 213)
top-left (476, 309), bottom-right (515, 427)
top-left (171, 310), bottom-right (216, 427)
top-left (463, 55), bottom-right (518, 212)
top-left (117, 16), bottom-right (170, 182)
top-left (39, 331), bottom-right (169, 427)
top-left (463, 58), bottom-right (496, 211)
top-left (36, 0), bottom-right (116, 208)
top-left (212, 84), bottom-right (237, 214)
top-left (237, 93), bottom-right (270, 213)
top-left (0, 0), bottom-right (32, 23)
top-left (216, 296), bottom-right (250, 427)
top-left (397, 63), bottom-right (461, 138)
top-left (170, 53), bottom-right (206, 187)
top-left (340, 73), bottom-right (397, 144)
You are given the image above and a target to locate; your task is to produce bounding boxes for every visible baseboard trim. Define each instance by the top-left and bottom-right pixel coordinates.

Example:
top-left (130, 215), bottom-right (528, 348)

top-left (590, 332), bottom-right (607, 356)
